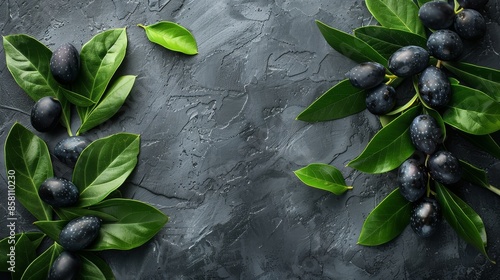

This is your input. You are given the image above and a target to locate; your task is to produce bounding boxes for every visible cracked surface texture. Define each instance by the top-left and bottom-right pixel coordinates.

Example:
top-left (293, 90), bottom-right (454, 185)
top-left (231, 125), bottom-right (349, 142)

top-left (1, 0), bottom-right (500, 279)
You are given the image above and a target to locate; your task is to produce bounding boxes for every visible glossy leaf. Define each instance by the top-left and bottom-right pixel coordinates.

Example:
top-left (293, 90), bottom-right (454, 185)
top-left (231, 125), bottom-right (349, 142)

top-left (294, 163), bottom-right (353, 195)
top-left (138, 21), bottom-right (198, 55)
top-left (386, 93), bottom-right (418, 116)
top-left (1, 234), bottom-right (37, 280)
top-left (62, 89), bottom-right (96, 107)
top-left (79, 254), bottom-right (109, 280)
top-left (354, 26), bottom-right (427, 60)
top-left (443, 85), bottom-right (500, 135)
top-left (75, 28), bottom-right (127, 113)
top-left (460, 161), bottom-right (500, 197)
top-left (20, 243), bottom-right (64, 280)
top-left (3, 34), bottom-right (72, 130)
top-left (0, 232), bottom-right (45, 272)
top-left (36, 199), bottom-right (169, 251)
top-left (78, 75), bottom-right (136, 135)
top-left (55, 207), bottom-right (119, 222)
top-left (358, 188), bottom-right (411, 246)
top-left (460, 133), bottom-right (500, 160)
top-left (86, 199), bottom-right (169, 251)
top-left (33, 220), bottom-right (66, 243)
top-left (316, 20), bottom-right (387, 67)
top-left (365, 0), bottom-right (426, 37)
top-left (348, 106), bottom-right (420, 173)
top-left (79, 252), bottom-right (116, 280)
top-left (4, 123), bottom-right (53, 221)
top-left (73, 133), bottom-right (140, 207)
top-left (443, 62), bottom-right (500, 102)
top-left (296, 79), bottom-right (366, 122)
top-left (436, 183), bottom-right (493, 262)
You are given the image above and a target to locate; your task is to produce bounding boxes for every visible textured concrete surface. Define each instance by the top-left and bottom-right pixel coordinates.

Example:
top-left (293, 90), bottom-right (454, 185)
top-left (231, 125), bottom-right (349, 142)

top-left (1, 0), bottom-right (500, 279)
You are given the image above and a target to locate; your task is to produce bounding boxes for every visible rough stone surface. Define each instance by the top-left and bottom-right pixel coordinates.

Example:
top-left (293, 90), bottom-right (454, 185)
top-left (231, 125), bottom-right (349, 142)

top-left (1, 0), bottom-right (500, 279)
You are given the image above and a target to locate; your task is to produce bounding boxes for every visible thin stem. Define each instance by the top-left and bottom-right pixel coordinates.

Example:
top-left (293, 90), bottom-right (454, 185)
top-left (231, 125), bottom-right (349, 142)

top-left (66, 126), bottom-right (73, 137)
top-left (425, 154), bottom-right (432, 197)
top-left (385, 74), bottom-right (398, 85)
top-left (453, 0), bottom-right (463, 14)
top-left (436, 60), bottom-right (442, 68)
top-left (485, 184), bottom-right (500, 197)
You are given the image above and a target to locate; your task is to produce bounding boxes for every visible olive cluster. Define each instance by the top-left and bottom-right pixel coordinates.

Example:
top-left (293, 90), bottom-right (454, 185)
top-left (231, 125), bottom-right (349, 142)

top-left (346, 0), bottom-right (489, 239)
top-left (346, 0), bottom-right (489, 115)
top-left (31, 43), bottom-right (92, 170)
top-left (400, 113), bottom-right (462, 238)
top-left (404, 0), bottom-right (488, 239)
top-left (39, 178), bottom-right (101, 279)
top-left (38, 160), bottom-right (101, 279)
top-left (29, 43), bottom-right (100, 279)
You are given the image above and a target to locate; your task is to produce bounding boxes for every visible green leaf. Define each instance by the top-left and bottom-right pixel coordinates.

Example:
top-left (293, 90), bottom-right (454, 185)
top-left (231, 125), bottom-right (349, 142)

top-left (449, 77), bottom-right (460, 85)
top-left (460, 161), bottom-right (500, 197)
top-left (365, 0), bottom-right (426, 37)
top-left (62, 89), bottom-right (96, 107)
top-left (0, 232), bottom-right (46, 272)
top-left (138, 21), bottom-right (198, 55)
top-left (86, 199), bottom-right (169, 251)
top-left (77, 75), bottom-right (136, 135)
top-left (55, 207), bottom-right (119, 222)
top-left (78, 254), bottom-right (109, 280)
top-left (354, 26), bottom-right (427, 60)
top-left (36, 199), bottom-right (169, 251)
top-left (443, 84), bottom-right (500, 135)
top-left (4, 123), bottom-right (53, 221)
top-left (460, 133), bottom-right (500, 160)
top-left (316, 20), bottom-right (387, 67)
top-left (73, 133), bottom-right (140, 207)
top-left (386, 93), bottom-right (418, 116)
top-left (79, 253), bottom-right (115, 280)
top-left (436, 183), bottom-right (494, 263)
top-left (294, 163), bottom-right (353, 195)
top-left (33, 220), bottom-right (66, 242)
top-left (75, 28), bottom-right (127, 108)
top-left (0, 234), bottom-right (37, 279)
top-left (20, 243), bottom-right (64, 280)
top-left (348, 106), bottom-right (420, 173)
top-left (358, 188), bottom-right (411, 246)
top-left (3, 34), bottom-right (72, 131)
top-left (443, 62), bottom-right (500, 102)
top-left (296, 79), bottom-right (366, 122)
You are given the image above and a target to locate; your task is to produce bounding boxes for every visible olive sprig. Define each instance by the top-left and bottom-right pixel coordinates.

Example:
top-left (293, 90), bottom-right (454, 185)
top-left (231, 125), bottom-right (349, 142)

top-left (294, 0), bottom-right (499, 262)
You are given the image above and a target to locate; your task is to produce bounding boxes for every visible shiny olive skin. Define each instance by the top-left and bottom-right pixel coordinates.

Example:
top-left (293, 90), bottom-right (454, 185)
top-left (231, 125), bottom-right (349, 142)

top-left (388, 46), bottom-right (429, 77)
top-left (410, 114), bottom-right (443, 155)
top-left (30, 96), bottom-right (62, 132)
top-left (418, 66), bottom-right (451, 108)
top-left (50, 43), bottom-right (80, 84)
top-left (454, 9), bottom-right (486, 40)
top-left (428, 150), bottom-right (462, 184)
top-left (365, 84), bottom-right (396, 115)
top-left (427, 30), bottom-right (463, 61)
top-left (38, 177), bottom-right (79, 207)
top-left (418, 1), bottom-right (455, 30)
top-left (54, 136), bottom-right (92, 168)
top-left (59, 216), bottom-right (101, 251)
top-left (410, 197), bottom-right (441, 238)
top-left (347, 62), bottom-right (386, 89)
top-left (48, 251), bottom-right (81, 280)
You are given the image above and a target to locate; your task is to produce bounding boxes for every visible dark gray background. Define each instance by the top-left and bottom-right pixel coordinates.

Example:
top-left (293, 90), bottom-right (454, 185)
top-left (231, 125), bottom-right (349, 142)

top-left (1, 0), bottom-right (500, 279)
